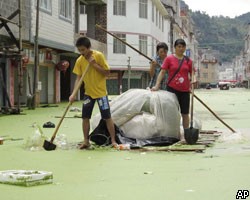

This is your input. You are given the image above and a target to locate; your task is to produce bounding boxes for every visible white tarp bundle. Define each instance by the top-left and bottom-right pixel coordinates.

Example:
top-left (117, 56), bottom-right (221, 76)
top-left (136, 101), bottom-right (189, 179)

top-left (92, 89), bottom-right (183, 140)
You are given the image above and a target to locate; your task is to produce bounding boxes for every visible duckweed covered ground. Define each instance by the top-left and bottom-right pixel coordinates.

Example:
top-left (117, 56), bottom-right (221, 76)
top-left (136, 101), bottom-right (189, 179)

top-left (1, 88), bottom-right (250, 200)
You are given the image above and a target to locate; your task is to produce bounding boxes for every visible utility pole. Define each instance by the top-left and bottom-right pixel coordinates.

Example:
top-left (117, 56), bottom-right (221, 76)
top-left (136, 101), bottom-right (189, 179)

top-left (32, 0), bottom-right (40, 109)
top-left (127, 56), bottom-right (131, 90)
top-left (17, 0), bottom-right (23, 113)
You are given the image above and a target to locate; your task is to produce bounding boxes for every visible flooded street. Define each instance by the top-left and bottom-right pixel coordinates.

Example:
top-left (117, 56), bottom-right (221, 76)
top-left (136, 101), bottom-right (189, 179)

top-left (0, 88), bottom-right (250, 200)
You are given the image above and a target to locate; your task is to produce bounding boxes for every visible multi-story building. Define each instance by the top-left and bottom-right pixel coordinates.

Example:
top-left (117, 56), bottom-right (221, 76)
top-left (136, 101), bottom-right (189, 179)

top-left (198, 49), bottom-right (219, 88)
top-left (0, 0), bottom-right (87, 107)
top-left (106, 0), bottom-right (171, 93)
top-left (244, 23), bottom-right (250, 88)
top-left (1, 0), bottom-right (198, 107)
top-left (234, 55), bottom-right (245, 83)
top-left (80, 0), bottom-right (195, 94)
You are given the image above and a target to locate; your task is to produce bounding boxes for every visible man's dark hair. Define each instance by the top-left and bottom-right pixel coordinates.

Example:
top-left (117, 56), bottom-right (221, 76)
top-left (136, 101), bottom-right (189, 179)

top-left (156, 42), bottom-right (168, 52)
top-left (75, 37), bottom-right (91, 48)
top-left (174, 39), bottom-right (186, 47)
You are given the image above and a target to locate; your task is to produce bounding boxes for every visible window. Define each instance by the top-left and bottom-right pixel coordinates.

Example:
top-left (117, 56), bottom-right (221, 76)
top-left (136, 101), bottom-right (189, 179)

top-left (80, 5), bottom-right (86, 14)
top-left (139, 35), bottom-right (147, 55)
top-left (203, 63), bottom-right (208, 68)
top-left (151, 38), bottom-right (155, 57)
top-left (158, 11), bottom-right (161, 28)
top-left (162, 16), bottom-right (164, 31)
top-left (113, 0), bottom-right (126, 16)
top-left (152, 5), bottom-right (154, 22)
top-left (139, 0), bottom-right (148, 19)
top-left (40, 0), bottom-right (52, 12)
top-left (113, 34), bottom-right (126, 54)
top-left (60, 0), bottom-right (72, 20)
top-left (203, 73), bottom-right (208, 78)
top-left (156, 10), bottom-right (158, 26)
top-left (159, 13), bottom-right (161, 29)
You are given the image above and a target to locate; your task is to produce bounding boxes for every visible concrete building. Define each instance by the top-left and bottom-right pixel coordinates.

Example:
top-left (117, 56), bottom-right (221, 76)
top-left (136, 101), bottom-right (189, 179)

top-left (219, 68), bottom-right (234, 82)
top-left (233, 55), bottom-right (245, 83)
top-left (0, 0), bottom-right (87, 108)
top-left (198, 49), bottom-right (219, 88)
top-left (80, 0), bottom-right (196, 94)
top-left (1, 0), bottom-right (199, 108)
top-left (243, 23), bottom-right (250, 88)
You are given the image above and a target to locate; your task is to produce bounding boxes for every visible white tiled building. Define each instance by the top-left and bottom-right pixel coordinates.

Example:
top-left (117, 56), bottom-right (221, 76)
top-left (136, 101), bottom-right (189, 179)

top-left (80, 0), bottom-right (195, 94)
top-left (106, 0), bottom-right (170, 71)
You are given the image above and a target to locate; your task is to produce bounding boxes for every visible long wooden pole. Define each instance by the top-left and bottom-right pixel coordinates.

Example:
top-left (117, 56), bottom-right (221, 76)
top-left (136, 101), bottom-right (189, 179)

top-left (50, 64), bottom-right (90, 143)
top-left (96, 24), bottom-right (236, 133)
top-left (193, 94), bottom-right (236, 133)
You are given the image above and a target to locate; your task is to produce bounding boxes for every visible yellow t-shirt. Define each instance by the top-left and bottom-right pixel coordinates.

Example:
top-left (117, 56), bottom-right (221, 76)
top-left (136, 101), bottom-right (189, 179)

top-left (73, 50), bottom-right (109, 99)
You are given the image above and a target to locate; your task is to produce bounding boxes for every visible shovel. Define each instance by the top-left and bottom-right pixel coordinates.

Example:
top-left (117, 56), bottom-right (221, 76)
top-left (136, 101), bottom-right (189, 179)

top-left (184, 63), bottom-right (199, 145)
top-left (43, 64), bottom-right (90, 151)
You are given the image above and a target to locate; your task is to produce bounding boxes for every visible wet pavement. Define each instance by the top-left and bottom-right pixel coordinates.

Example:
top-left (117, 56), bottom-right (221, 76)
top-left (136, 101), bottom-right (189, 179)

top-left (0, 88), bottom-right (250, 200)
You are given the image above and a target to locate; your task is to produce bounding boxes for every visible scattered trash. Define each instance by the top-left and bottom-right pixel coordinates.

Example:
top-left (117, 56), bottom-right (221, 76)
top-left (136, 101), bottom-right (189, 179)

top-left (54, 134), bottom-right (68, 150)
top-left (125, 157), bottom-right (131, 160)
top-left (116, 144), bottom-right (130, 150)
top-left (43, 121), bottom-right (55, 128)
top-left (218, 130), bottom-right (243, 144)
top-left (25, 123), bottom-right (47, 151)
top-left (0, 170), bottom-right (53, 187)
top-left (144, 171), bottom-right (153, 175)
top-left (70, 107), bottom-right (81, 112)
top-left (73, 113), bottom-right (82, 118)
top-left (140, 152), bottom-right (147, 155)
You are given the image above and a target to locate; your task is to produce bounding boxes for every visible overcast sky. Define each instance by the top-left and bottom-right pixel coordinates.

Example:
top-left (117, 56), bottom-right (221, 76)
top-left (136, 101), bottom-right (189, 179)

top-left (183, 0), bottom-right (250, 18)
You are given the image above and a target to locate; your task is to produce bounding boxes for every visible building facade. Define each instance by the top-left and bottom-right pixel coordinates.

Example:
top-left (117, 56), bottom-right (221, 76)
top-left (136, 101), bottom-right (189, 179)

top-left (244, 23), bottom-right (250, 88)
top-left (198, 49), bottom-right (219, 88)
top-left (1, 0), bottom-right (199, 108)
top-left (80, 0), bottom-right (197, 94)
top-left (0, 0), bottom-right (85, 108)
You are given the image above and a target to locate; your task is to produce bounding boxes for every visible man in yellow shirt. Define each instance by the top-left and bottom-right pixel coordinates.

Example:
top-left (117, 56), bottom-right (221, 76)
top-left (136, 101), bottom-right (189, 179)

top-left (69, 37), bottom-right (117, 149)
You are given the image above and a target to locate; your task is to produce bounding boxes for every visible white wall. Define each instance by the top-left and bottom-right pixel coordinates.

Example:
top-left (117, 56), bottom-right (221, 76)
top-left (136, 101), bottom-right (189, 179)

top-left (30, 0), bottom-right (75, 48)
top-left (107, 0), bottom-right (170, 69)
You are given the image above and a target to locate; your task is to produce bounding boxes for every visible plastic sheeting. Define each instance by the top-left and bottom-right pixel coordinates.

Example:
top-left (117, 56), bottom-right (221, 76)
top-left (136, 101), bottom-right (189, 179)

top-left (92, 89), bottom-right (182, 140)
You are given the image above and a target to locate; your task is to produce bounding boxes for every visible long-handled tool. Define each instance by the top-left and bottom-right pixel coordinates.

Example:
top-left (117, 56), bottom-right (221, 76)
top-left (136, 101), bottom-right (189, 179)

top-left (184, 65), bottom-right (199, 144)
top-left (96, 25), bottom-right (236, 133)
top-left (193, 94), bottom-right (236, 133)
top-left (43, 64), bottom-right (90, 151)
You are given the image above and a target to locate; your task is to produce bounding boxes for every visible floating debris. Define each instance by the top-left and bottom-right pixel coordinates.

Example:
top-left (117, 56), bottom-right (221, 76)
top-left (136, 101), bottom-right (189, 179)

top-left (144, 171), bottom-right (153, 175)
top-left (0, 170), bottom-right (53, 187)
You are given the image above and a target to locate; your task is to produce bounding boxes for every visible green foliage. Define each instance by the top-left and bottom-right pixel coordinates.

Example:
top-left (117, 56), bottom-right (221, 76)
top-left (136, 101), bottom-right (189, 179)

top-left (190, 11), bottom-right (250, 62)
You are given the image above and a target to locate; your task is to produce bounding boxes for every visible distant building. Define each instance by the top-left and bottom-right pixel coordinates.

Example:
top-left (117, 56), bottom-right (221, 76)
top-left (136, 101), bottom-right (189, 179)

top-left (244, 23), bottom-right (250, 88)
top-left (198, 49), bottom-right (219, 87)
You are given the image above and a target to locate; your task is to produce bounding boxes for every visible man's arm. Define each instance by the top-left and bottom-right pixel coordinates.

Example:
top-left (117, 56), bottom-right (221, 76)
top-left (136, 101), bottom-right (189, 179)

top-left (151, 69), bottom-right (166, 91)
top-left (87, 56), bottom-right (109, 77)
